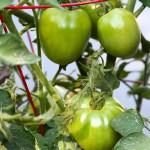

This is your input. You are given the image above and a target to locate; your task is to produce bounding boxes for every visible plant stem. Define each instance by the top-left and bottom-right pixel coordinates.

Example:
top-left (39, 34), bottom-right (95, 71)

top-left (105, 54), bottom-right (116, 69)
top-left (26, 2), bottom-right (43, 100)
top-left (20, 24), bottom-right (34, 35)
top-left (27, 2), bottom-right (41, 67)
top-left (11, 10), bottom-right (34, 25)
top-left (9, 0), bottom-right (29, 14)
top-left (134, 5), bottom-right (146, 18)
top-left (52, 65), bottom-right (63, 85)
top-left (136, 53), bottom-right (149, 112)
top-left (125, 0), bottom-right (136, 12)
top-left (30, 64), bottom-right (65, 112)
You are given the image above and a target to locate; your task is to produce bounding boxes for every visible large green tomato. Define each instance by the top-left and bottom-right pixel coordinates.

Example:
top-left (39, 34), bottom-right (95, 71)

top-left (97, 8), bottom-right (141, 58)
top-left (68, 93), bottom-right (124, 150)
top-left (39, 8), bottom-right (91, 65)
top-left (81, 0), bottom-right (122, 39)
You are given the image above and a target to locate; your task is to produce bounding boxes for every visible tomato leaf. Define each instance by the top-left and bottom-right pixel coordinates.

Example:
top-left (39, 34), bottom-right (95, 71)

top-left (141, 34), bottom-right (150, 53)
top-left (1, 122), bottom-right (35, 150)
top-left (139, 0), bottom-right (150, 8)
top-left (128, 86), bottom-right (150, 100)
top-left (0, 0), bottom-right (13, 10)
top-left (116, 62), bottom-right (130, 80)
top-left (34, 133), bottom-right (48, 150)
top-left (0, 89), bottom-right (15, 114)
top-left (114, 132), bottom-right (150, 150)
top-left (89, 54), bottom-right (120, 92)
top-left (111, 109), bottom-right (145, 137)
top-left (45, 116), bottom-right (77, 149)
top-left (0, 34), bottom-right (40, 65)
top-left (37, 0), bottom-right (63, 9)
top-left (134, 49), bottom-right (145, 59)
top-left (99, 71), bottom-right (120, 92)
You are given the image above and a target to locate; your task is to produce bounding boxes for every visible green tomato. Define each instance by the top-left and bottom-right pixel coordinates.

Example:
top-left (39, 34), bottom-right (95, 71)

top-left (68, 93), bottom-right (124, 150)
top-left (39, 8), bottom-right (91, 65)
top-left (81, 0), bottom-right (122, 39)
top-left (81, 4), bottom-right (100, 39)
top-left (97, 8), bottom-right (141, 58)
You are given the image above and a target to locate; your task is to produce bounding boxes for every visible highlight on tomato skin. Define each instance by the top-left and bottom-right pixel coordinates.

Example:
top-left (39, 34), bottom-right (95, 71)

top-left (67, 92), bottom-right (124, 150)
top-left (39, 8), bottom-right (92, 65)
top-left (97, 8), bottom-right (141, 58)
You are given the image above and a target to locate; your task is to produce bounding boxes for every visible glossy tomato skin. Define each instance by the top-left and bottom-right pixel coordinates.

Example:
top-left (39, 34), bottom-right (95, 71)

top-left (97, 8), bottom-right (141, 58)
top-left (81, 0), bottom-right (122, 39)
top-left (81, 4), bottom-right (99, 39)
top-left (68, 93), bottom-right (124, 150)
top-left (39, 8), bottom-right (91, 65)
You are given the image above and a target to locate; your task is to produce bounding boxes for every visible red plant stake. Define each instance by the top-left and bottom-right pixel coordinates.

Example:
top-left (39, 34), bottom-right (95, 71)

top-left (5, 0), bottom-right (107, 9)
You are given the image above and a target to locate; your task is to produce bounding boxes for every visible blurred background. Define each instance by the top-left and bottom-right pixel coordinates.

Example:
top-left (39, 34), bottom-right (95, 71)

top-left (12, 0), bottom-right (150, 136)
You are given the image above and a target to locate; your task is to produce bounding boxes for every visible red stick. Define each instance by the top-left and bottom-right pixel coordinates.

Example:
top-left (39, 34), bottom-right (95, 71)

top-left (5, 0), bottom-right (107, 9)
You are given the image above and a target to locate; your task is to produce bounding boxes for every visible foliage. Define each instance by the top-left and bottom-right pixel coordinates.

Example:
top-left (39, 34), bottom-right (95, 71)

top-left (0, 0), bottom-right (149, 150)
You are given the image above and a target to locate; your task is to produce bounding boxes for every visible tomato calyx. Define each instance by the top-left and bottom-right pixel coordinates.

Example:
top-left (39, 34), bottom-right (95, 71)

top-left (89, 91), bottom-right (105, 110)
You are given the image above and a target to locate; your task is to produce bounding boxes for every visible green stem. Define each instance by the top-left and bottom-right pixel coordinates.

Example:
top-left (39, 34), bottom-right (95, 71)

top-left (27, 2), bottom-right (42, 66)
top-left (52, 65), bottom-right (63, 85)
top-left (136, 53), bottom-right (149, 112)
top-left (26, 2), bottom-right (43, 98)
top-left (20, 24), bottom-right (34, 35)
top-left (105, 54), bottom-right (116, 69)
top-left (134, 5), bottom-right (146, 18)
top-left (125, 0), bottom-right (136, 12)
top-left (2, 11), bottom-right (20, 37)
top-left (30, 64), bottom-right (65, 112)
top-left (11, 10), bottom-right (34, 25)
top-left (9, 0), bottom-right (29, 14)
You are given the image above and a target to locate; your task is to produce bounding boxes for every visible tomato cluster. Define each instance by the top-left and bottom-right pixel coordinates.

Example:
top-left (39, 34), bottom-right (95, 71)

top-left (39, 1), bottom-right (141, 149)
top-left (39, 0), bottom-right (140, 65)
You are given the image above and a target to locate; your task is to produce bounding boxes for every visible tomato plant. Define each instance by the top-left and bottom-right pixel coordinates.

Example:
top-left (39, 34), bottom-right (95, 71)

top-left (67, 92), bottom-right (124, 150)
top-left (0, 0), bottom-right (150, 150)
top-left (39, 8), bottom-right (92, 65)
top-left (97, 8), bottom-right (141, 58)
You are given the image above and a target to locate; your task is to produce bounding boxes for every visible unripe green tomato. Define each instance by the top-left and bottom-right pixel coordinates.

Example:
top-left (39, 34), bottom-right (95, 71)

top-left (81, 0), bottom-right (122, 39)
top-left (97, 8), bottom-right (141, 58)
top-left (68, 93), bottom-right (124, 150)
top-left (39, 8), bottom-right (92, 65)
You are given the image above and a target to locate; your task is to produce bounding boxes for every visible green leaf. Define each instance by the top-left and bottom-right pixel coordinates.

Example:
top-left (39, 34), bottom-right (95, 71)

top-left (2, 122), bottom-right (35, 150)
top-left (37, 0), bottom-right (63, 10)
top-left (114, 132), bottom-right (150, 150)
top-left (0, 89), bottom-right (15, 114)
top-left (99, 71), bottom-right (120, 92)
top-left (139, 0), bottom-right (150, 8)
top-left (128, 86), bottom-right (150, 100)
top-left (0, 34), bottom-right (40, 65)
top-left (134, 49), bottom-right (145, 59)
top-left (34, 133), bottom-right (48, 150)
top-left (45, 127), bottom-right (59, 149)
top-left (111, 109), bottom-right (145, 137)
top-left (89, 54), bottom-right (120, 92)
top-left (141, 34), bottom-right (150, 53)
top-left (0, 0), bottom-right (13, 10)
top-left (116, 62), bottom-right (130, 80)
